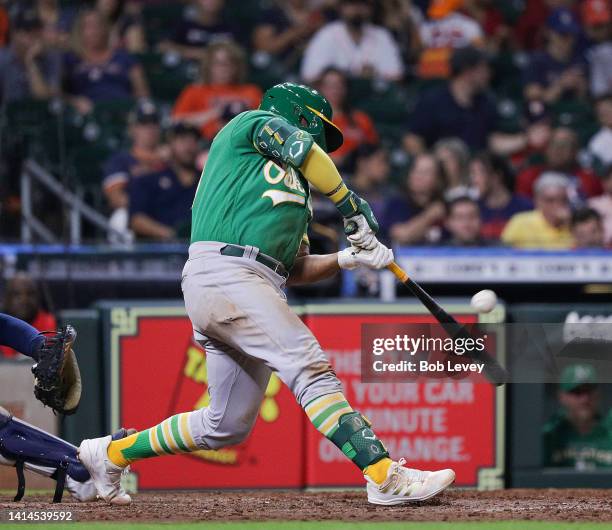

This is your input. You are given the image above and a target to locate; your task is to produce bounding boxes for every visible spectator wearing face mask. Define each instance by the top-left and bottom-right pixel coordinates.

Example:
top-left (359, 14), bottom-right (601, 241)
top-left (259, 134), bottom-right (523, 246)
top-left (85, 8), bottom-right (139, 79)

top-left (502, 172), bottom-right (574, 249)
top-left (300, 0), bottom-right (404, 82)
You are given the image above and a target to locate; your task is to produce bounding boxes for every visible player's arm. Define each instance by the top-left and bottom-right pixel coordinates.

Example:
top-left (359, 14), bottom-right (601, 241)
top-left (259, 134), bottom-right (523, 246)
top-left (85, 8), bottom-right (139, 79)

top-left (288, 236), bottom-right (394, 286)
top-left (0, 312), bottom-right (44, 360)
top-left (287, 239), bottom-right (340, 286)
top-left (130, 213), bottom-right (175, 241)
top-left (255, 118), bottom-right (379, 248)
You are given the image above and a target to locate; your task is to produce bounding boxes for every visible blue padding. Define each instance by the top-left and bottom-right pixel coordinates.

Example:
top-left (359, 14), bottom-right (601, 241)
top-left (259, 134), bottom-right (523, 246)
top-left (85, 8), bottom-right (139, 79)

top-left (0, 412), bottom-right (90, 482)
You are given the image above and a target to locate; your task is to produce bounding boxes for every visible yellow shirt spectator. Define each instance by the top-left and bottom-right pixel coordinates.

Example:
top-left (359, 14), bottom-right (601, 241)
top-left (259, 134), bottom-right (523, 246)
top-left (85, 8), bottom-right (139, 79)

top-left (501, 210), bottom-right (574, 249)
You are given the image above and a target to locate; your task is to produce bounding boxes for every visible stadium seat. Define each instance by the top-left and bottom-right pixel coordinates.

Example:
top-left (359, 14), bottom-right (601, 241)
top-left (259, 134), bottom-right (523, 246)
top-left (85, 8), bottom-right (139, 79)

top-left (551, 99), bottom-right (598, 145)
top-left (141, 4), bottom-right (185, 47)
top-left (138, 52), bottom-right (195, 103)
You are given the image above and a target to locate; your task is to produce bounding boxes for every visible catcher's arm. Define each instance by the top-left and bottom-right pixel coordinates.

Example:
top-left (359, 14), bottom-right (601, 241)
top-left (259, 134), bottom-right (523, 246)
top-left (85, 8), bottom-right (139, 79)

top-left (32, 326), bottom-right (82, 415)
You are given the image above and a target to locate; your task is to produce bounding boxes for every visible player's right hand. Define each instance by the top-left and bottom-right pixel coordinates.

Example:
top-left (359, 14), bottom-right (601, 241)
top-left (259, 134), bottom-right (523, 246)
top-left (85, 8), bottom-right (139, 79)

top-left (337, 241), bottom-right (394, 271)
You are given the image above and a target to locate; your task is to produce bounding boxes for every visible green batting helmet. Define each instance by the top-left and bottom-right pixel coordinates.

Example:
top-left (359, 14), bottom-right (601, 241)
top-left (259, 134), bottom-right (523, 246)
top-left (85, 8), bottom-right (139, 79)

top-left (259, 82), bottom-right (344, 153)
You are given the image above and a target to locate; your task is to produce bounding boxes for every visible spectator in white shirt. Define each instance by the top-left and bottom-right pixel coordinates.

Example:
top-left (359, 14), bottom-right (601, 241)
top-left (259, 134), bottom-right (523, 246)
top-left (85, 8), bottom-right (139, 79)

top-left (417, 0), bottom-right (484, 78)
top-left (300, 0), bottom-right (404, 82)
top-left (588, 94), bottom-right (612, 167)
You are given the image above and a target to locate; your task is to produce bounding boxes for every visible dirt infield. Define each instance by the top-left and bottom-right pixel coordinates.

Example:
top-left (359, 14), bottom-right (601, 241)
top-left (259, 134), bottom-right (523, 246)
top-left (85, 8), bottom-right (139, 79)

top-left (1, 489), bottom-right (611, 523)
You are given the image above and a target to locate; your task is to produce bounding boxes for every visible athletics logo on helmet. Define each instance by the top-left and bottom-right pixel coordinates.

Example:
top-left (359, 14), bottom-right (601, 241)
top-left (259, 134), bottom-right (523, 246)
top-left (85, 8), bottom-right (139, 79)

top-left (259, 82), bottom-right (344, 153)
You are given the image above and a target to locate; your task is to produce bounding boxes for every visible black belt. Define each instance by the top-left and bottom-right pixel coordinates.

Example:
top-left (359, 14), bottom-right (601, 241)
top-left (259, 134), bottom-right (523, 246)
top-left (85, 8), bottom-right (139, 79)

top-left (220, 244), bottom-right (289, 279)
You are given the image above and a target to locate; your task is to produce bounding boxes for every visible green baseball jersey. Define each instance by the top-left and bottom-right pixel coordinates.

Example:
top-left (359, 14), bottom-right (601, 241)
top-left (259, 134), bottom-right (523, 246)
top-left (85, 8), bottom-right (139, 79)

top-left (542, 410), bottom-right (612, 468)
top-left (191, 110), bottom-right (312, 270)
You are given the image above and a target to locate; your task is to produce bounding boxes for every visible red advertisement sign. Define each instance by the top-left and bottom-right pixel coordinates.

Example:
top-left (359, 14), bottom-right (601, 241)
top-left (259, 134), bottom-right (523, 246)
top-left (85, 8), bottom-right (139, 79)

top-left (113, 310), bottom-right (304, 489)
top-left (302, 309), bottom-right (504, 488)
top-left (111, 303), bottom-right (504, 490)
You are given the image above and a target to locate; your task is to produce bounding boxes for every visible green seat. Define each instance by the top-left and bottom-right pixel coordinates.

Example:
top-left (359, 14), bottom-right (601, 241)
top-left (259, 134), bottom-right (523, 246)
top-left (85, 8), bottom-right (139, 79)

top-left (551, 99), bottom-right (597, 145)
top-left (142, 4), bottom-right (185, 47)
top-left (138, 52), bottom-right (194, 102)
top-left (68, 137), bottom-right (118, 187)
top-left (355, 83), bottom-right (412, 124)
top-left (90, 99), bottom-right (134, 129)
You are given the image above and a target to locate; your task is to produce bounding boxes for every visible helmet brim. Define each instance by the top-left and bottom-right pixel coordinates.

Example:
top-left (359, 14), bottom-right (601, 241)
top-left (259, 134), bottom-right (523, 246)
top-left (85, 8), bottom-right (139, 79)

top-left (306, 105), bottom-right (344, 153)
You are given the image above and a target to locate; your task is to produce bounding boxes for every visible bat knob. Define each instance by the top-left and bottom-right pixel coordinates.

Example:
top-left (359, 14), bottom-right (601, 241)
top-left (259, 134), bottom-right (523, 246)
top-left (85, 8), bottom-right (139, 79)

top-left (344, 220), bottom-right (358, 236)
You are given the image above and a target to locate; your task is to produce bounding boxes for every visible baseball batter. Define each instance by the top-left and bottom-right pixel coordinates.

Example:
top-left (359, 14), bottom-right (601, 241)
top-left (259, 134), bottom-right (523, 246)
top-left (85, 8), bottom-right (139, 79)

top-left (79, 83), bottom-right (455, 505)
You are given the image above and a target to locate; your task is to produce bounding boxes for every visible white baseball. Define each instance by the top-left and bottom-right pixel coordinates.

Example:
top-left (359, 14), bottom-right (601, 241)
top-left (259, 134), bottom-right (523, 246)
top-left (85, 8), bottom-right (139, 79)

top-left (470, 289), bottom-right (497, 313)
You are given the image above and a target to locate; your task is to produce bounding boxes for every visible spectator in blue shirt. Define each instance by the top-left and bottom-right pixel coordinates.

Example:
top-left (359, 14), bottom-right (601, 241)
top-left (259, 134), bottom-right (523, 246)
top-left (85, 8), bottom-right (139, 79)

top-left (469, 152), bottom-right (532, 241)
top-left (62, 9), bottom-right (149, 114)
top-left (103, 100), bottom-right (166, 239)
top-left (380, 152), bottom-right (446, 245)
top-left (523, 8), bottom-right (588, 104)
top-left (0, 8), bottom-right (60, 103)
top-left (158, 0), bottom-right (237, 64)
top-left (129, 123), bottom-right (200, 241)
top-left (403, 46), bottom-right (519, 156)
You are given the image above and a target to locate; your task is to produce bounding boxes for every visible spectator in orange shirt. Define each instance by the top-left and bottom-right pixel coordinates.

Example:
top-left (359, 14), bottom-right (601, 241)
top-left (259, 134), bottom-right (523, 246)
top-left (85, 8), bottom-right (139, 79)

top-left (316, 67), bottom-right (379, 169)
top-left (1, 273), bottom-right (56, 358)
top-left (418, 0), bottom-right (485, 78)
top-left (516, 126), bottom-right (603, 201)
top-left (172, 41), bottom-right (262, 141)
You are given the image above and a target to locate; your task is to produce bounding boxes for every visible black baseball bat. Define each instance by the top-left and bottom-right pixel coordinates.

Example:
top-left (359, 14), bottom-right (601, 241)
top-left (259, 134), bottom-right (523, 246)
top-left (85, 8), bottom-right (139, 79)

top-left (345, 222), bottom-right (508, 386)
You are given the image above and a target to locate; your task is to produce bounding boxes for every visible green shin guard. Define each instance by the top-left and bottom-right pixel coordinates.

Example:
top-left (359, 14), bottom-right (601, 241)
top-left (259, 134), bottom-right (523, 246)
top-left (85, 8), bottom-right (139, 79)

top-left (330, 412), bottom-right (389, 470)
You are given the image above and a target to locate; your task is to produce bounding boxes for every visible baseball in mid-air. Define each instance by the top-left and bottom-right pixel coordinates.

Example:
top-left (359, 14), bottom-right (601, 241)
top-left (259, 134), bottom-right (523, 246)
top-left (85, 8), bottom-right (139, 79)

top-left (470, 289), bottom-right (498, 313)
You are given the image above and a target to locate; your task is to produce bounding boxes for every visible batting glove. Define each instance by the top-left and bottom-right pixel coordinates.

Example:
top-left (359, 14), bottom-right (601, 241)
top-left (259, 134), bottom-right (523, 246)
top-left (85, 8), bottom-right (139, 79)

top-left (336, 191), bottom-right (379, 250)
top-left (338, 242), bottom-right (394, 271)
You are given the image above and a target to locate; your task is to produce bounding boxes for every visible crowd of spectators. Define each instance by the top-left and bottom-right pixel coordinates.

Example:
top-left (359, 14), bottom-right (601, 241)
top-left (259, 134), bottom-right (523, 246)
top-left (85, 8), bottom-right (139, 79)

top-left (1, 0), bottom-right (612, 250)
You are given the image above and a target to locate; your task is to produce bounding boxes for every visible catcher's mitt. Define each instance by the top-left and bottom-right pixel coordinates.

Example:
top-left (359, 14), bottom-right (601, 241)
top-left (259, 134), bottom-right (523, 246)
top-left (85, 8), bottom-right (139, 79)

top-left (32, 325), bottom-right (82, 415)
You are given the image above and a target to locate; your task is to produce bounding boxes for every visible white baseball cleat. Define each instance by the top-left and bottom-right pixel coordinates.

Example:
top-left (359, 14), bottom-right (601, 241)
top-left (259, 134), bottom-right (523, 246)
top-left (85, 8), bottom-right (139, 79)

top-left (77, 435), bottom-right (131, 505)
top-left (366, 458), bottom-right (455, 505)
top-left (66, 477), bottom-right (98, 502)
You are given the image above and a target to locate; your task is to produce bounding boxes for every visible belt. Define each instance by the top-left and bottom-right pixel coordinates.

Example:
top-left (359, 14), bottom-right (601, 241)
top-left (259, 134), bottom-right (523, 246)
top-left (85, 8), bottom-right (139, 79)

top-left (220, 244), bottom-right (289, 279)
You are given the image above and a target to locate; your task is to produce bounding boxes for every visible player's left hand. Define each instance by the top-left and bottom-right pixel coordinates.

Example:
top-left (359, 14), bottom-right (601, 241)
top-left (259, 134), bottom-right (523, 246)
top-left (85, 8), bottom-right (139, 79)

top-left (337, 191), bottom-right (379, 250)
top-left (32, 325), bottom-right (82, 415)
top-left (343, 214), bottom-right (377, 250)
top-left (338, 241), bottom-right (394, 271)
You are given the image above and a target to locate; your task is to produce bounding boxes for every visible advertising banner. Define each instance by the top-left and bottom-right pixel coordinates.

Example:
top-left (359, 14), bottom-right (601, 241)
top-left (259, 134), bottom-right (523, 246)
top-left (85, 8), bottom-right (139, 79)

top-left (301, 303), bottom-right (505, 489)
top-left (108, 306), bottom-right (304, 490)
top-left (108, 302), bottom-right (505, 490)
